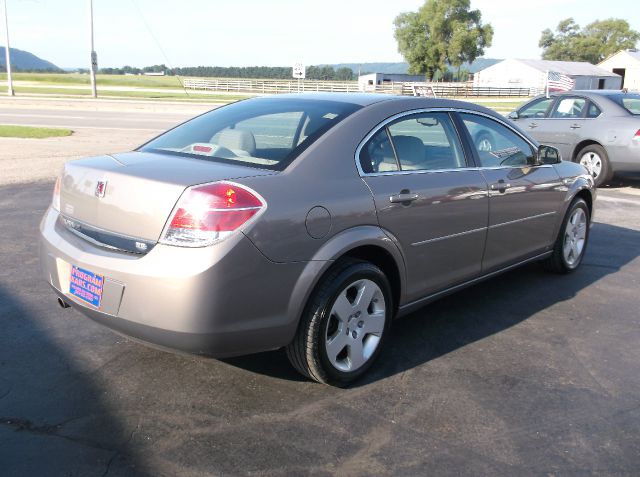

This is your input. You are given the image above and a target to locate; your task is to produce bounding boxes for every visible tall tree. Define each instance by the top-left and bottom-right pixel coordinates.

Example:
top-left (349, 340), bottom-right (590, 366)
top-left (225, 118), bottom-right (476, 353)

top-left (394, 0), bottom-right (493, 80)
top-left (540, 18), bottom-right (640, 63)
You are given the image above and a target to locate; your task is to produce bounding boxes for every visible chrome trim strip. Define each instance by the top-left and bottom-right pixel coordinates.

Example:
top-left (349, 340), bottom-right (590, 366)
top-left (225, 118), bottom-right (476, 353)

top-left (489, 211), bottom-right (557, 229)
top-left (355, 107), bottom-right (541, 177)
top-left (411, 226), bottom-right (486, 246)
top-left (397, 250), bottom-right (553, 317)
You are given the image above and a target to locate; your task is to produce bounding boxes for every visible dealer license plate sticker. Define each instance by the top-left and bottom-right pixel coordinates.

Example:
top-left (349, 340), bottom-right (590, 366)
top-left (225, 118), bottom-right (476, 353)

top-left (69, 265), bottom-right (104, 308)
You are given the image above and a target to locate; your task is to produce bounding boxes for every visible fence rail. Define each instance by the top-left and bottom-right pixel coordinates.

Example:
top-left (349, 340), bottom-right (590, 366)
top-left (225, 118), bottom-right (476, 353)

top-left (183, 77), bottom-right (538, 98)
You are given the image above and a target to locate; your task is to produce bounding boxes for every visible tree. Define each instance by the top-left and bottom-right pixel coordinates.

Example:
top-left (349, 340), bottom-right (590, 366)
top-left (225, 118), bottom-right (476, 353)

top-left (540, 18), bottom-right (640, 63)
top-left (394, 0), bottom-right (493, 80)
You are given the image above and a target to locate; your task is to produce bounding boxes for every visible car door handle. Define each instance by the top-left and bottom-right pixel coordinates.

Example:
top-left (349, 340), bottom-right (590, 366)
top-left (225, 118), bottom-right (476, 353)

top-left (490, 181), bottom-right (511, 191)
top-left (389, 191), bottom-right (419, 204)
top-left (570, 123), bottom-right (581, 129)
top-left (528, 122), bottom-right (538, 129)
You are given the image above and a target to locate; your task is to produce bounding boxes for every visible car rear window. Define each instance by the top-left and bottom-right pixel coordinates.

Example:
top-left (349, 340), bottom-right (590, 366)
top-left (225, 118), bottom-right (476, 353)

top-left (140, 98), bottom-right (362, 170)
top-left (609, 94), bottom-right (640, 115)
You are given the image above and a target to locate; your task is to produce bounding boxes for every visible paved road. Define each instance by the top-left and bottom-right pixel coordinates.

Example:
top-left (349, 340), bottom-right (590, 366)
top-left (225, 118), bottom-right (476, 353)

top-left (0, 106), bottom-right (203, 131)
top-left (1, 179), bottom-right (639, 476)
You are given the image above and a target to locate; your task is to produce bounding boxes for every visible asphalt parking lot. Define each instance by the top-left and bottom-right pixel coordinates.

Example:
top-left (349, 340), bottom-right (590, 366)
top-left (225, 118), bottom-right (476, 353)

top-left (1, 102), bottom-right (640, 476)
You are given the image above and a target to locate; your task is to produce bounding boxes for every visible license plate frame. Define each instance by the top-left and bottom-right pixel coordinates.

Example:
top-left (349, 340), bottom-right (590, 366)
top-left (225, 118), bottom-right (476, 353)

top-left (69, 265), bottom-right (104, 308)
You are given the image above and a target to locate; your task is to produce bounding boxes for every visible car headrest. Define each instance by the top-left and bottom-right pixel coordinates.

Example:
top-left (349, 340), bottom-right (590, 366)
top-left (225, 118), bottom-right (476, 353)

top-left (216, 129), bottom-right (257, 155)
top-left (392, 135), bottom-right (424, 163)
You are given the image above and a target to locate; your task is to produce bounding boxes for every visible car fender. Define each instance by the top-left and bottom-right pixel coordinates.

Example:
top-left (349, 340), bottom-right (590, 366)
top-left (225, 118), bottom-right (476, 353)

top-left (551, 171), bottom-right (595, 240)
top-left (284, 225), bottom-right (407, 341)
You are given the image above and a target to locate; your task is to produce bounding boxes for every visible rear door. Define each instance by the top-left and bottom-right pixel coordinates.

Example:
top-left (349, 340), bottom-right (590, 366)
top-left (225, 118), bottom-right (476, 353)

top-left (456, 112), bottom-right (565, 271)
top-left (359, 111), bottom-right (489, 303)
top-left (545, 96), bottom-right (588, 159)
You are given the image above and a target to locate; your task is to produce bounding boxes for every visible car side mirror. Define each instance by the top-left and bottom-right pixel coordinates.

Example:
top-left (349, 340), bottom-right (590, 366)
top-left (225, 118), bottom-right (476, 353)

top-left (537, 145), bottom-right (561, 165)
top-left (508, 111), bottom-right (519, 120)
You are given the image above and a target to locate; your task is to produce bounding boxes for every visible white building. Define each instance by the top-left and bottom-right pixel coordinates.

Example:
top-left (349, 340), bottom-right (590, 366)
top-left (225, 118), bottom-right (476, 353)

top-left (358, 73), bottom-right (425, 92)
top-left (598, 49), bottom-right (640, 91)
top-left (473, 59), bottom-right (621, 93)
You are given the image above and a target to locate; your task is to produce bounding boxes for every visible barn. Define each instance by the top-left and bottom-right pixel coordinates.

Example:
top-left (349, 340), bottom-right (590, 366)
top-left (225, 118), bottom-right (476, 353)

top-left (473, 59), bottom-right (622, 93)
top-left (598, 49), bottom-right (640, 91)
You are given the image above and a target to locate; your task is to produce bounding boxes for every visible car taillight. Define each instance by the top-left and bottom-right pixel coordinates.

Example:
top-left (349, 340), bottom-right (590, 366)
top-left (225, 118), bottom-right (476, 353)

top-left (160, 181), bottom-right (265, 247)
top-left (634, 129), bottom-right (640, 141)
top-left (52, 177), bottom-right (61, 211)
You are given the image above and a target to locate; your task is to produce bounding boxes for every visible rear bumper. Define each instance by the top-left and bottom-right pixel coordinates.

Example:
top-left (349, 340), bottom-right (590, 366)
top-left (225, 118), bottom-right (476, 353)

top-left (39, 207), bottom-right (307, 357)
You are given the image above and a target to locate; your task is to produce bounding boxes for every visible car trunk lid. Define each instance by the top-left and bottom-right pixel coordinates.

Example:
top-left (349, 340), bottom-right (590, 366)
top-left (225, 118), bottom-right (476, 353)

top-left (59, 151), bottom-right (275, 242)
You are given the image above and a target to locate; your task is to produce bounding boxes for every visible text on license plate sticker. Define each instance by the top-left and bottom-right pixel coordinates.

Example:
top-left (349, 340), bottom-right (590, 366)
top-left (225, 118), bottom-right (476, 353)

top-left (69, 266), bottom-right (104, 308)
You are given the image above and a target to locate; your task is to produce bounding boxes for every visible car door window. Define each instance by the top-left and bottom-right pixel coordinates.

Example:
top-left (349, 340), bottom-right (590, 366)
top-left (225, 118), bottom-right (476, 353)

top-left (386, 112), bottom-right (466, 171)
top-left (359, 128), bottom-right (399, 173)
top-left (586, 102), bottom-right (601, 118)
top-left (460, 113), bottom-right (536, 168)
top-left (550, 97), bottom-right (586, 119)
top-left (519, 97), bottom-right (555, 118)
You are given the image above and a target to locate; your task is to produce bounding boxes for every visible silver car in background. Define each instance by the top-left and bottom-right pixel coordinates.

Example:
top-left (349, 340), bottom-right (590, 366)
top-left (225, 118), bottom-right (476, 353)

top-left (40, 94), bottom-right (595, 386)
top-left (509, 90), bottom-right (640, 185)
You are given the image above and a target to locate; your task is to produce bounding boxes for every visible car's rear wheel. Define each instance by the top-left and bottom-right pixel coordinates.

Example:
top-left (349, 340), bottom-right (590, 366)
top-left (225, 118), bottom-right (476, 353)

top-left (286, 259), bottom-right (392, 386)
top-left (543, 198), bottom-right (590, 274)
top-left (475, 131), bottom-right (494, 152)
top-left (576, 144), bottom-right (612, 186)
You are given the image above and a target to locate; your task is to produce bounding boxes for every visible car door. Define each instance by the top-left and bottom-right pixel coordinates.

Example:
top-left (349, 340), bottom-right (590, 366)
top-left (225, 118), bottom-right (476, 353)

top-left (358, 111), bottom-right (489, 302)
top-left (514, 96), bottom-right (556, 145)
top-left (544, 96), bottom-right (588, 160)
top-left (456, 112), bottom-right (566, 272)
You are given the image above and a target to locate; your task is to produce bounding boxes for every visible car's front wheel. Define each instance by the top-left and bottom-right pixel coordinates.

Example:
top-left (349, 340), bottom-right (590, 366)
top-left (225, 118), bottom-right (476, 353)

top-left (286, 259), bottom-right (392, 386)
top-left (543, 197), bottom-right (590, 274)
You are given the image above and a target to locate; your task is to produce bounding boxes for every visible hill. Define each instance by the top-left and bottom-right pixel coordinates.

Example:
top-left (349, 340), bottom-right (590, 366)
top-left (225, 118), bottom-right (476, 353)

top-left (0, 46), bottom-right (61, 71)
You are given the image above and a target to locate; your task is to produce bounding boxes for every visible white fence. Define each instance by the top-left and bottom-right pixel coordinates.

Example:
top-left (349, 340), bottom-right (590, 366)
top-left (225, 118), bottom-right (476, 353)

top-left (183, 77), bottom-right (538, 98)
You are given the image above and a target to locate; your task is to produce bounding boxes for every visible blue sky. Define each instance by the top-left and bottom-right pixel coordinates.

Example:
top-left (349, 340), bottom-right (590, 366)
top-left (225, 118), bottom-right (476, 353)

top-left (3, 0), bottom-right (640, 68)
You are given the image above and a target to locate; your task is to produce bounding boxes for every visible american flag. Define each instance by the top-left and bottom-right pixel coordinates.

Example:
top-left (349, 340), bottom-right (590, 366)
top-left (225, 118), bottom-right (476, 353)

top-left (547, 71), bottom-right (575, 92)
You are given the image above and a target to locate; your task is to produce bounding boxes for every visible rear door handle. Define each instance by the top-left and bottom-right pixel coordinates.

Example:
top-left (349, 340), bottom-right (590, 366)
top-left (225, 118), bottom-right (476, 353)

top-left (570, 123), bottom-right (581, 129)
top-left (490, 181), bottom-right (511, 191)
top-left (528, 122), bottom-right (538, 129)
top-left (389, 191), bottom-right (419, 204)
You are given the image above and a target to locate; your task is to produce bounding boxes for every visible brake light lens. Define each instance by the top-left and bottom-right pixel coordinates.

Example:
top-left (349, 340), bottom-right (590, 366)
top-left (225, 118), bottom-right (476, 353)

top-left (160, 181), bottom-right (265, 247)
top-left (52, 176), bottom-right (61, 211)
top-left (634, 129), bottom-right (640, 141)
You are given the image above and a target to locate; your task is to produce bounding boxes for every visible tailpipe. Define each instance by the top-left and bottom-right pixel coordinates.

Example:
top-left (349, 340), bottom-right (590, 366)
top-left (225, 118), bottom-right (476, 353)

top-left (57, 297), bottom-right (71, 309)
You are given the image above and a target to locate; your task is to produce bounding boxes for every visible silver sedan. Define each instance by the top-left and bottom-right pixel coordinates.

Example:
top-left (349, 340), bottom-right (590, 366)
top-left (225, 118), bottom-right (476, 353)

top-left (40, 94), bottom-right (595, 385)
top-left (509, 90), bottom-right (640, 186)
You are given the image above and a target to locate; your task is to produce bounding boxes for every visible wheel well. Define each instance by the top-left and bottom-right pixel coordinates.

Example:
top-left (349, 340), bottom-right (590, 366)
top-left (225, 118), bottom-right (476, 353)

top-left (342, 245), bottom-right (401, 312)
top-left (575, 189), bottom-right (593, 215)
top-left (571, 140), bottom-right (603, 162)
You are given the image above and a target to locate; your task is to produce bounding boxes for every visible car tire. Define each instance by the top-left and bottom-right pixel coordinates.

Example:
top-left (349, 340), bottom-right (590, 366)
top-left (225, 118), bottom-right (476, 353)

top-left (475, 131), bottom-right (495, 152)
top-left (286, 259), bottom-right (393, 386)
top-left (543, 198), bottom-right (590, 274)
top-left (575, 144), bottom-right (612, 186)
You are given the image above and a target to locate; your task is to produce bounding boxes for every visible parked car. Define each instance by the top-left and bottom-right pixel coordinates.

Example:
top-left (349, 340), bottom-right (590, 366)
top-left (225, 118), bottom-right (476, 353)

top-left (508, 90), bottom-right (640, 186)
top-left (40, 94), bottom-right (595, 386)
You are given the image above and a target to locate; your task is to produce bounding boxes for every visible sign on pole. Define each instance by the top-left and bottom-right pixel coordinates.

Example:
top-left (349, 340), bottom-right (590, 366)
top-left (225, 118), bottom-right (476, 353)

top-left (91, 51), bottom-right (98, 72)
top-left (292, 62), bottom-right (305, 79)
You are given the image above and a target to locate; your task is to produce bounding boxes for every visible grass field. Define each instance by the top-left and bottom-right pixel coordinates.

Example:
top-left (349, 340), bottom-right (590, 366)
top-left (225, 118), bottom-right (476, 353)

top-left (0, 125), bottom-right (73, 138)
top-left (0, 72), bottom-right (185, 88)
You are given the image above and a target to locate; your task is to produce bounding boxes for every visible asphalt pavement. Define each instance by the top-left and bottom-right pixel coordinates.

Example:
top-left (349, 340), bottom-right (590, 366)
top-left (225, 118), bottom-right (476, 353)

top-left (1, 178), bottom-right (639, 476)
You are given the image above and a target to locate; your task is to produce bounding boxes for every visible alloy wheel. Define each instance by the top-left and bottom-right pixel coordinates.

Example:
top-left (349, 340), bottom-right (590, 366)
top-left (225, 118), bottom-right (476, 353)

top-left (563, 207), bottom-right (587, 267)
top-left (579, 152), bottom-right (603, 179)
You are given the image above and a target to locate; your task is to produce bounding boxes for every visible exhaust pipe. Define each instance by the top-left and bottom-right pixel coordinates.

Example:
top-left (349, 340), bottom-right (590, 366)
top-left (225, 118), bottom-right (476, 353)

top-left (57, 297), bottom-right (70, 309)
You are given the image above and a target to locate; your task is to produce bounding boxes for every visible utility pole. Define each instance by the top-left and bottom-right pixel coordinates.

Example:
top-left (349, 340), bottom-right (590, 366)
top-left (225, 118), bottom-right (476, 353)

top-left (88, 0), bottom-right (97, 98)
top-left (3, 0), bottom-right (14, 96)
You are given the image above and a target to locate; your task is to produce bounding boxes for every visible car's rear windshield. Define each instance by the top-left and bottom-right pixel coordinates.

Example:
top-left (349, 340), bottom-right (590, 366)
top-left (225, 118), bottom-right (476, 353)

top-left (139, 98), bottom-right (362, 170)
top-left (609, 93), bottom-right (640, 115)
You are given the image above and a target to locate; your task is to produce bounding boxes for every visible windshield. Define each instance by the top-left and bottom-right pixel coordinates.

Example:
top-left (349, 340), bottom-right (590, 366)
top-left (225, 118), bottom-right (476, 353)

top-left (609, 93), bottom-right (640, 115)
top-left (139, 98), bottom-right (362, 170)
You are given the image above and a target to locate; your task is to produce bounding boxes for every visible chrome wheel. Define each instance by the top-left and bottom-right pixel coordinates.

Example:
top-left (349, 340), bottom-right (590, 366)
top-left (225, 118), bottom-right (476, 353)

top-left (563, 208), bottom-right (587, 267)
top-left (579, 152), bottom-right (603, 179)
top-left (324, 279), bottom-right (386, 373)
top-left (477, 137), bottom-right (493, 152)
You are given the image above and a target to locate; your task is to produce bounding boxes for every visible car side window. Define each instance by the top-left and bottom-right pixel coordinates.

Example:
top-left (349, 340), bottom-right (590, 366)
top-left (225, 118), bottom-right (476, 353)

top-left (386, 112), bottom-right (466, 171)
top-left (359, 128), bottom-right (399, 174)
top-left (550, 97), bottom-right (586, 119)
top-left (586, 102), bottom-right (602, 118)
top-left (519, 97), bottom-right (555, 118)
top-left (460, 113), bottom-right (536, 168)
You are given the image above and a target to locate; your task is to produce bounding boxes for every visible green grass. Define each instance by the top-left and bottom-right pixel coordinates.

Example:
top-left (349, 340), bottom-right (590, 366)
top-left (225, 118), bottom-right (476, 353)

top-left (0, 72), bottom-right (186, 88)
top-left (0, 125), bottom-right (73, 138)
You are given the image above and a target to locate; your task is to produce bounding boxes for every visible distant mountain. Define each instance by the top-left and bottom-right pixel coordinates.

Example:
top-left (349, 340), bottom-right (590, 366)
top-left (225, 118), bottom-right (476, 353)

top-left (0, 46), bottom-right (61, 71)
top-left (327, 58), bottom-right (502, 75)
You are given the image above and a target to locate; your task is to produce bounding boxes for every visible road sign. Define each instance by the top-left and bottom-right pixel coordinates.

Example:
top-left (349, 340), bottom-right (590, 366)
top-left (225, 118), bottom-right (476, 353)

top-left (292, 62), bottom-right (305, 79)
top-left (91, 51), bottom-right (98, 72)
